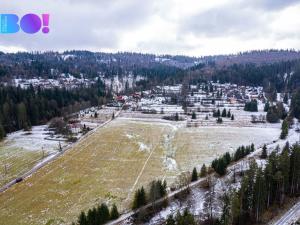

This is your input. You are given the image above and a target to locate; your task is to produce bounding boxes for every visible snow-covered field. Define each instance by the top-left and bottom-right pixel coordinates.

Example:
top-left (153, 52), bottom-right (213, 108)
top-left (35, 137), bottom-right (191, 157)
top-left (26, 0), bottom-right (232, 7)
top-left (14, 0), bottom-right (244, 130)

top-left (0, 125), bottom-right (67, 187)
top-left (0, 117), bottom-right (283, 225)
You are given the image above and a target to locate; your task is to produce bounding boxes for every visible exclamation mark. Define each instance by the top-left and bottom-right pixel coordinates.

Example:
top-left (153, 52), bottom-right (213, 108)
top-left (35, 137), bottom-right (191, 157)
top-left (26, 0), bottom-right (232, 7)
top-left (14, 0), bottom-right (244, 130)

top-left (42, 14), bottom-right (50, 34)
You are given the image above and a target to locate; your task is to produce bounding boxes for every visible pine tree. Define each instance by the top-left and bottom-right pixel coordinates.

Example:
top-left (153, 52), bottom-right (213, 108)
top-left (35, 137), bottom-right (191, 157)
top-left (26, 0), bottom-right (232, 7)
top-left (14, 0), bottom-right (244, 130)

top-left (264, 101), bottom-right (270, 112)
top-left (217, 109), bottom-right (221, 117)
top-left (78, 211), bottom-right (88, 225)
top-left (200, 164), bottom-right (207, 177)
top-left (110, 204), bottom-right (119, 220)
top-left (251, 143), bottom-right (255, 152)
top-left (280, 119), bottom-right (289, 139)
top-left (191, 167), bottom-right (198, 182)
top-left (222, 108), bottom-right (227, 117)
top-left (132, 186), bottom-right (147, 209)
top-left (191, 111), bottom-right (196, 119)
top-left (220, 191), bottom-right (231, 225)
top-left (175, 112), bottom-right (179, 121)
top-left (0, 123), bottom-right (5, 140)
top-left (253, 168), bottom-right (266, 222)
top-left (99, 203), bottom-right (110, 223)
top-left (283, 93), bottom-right (288, 104)
top-left (261, 145), bottom-right (268, 159)
top-left (231, 114), bottom-right (234, 120)
top-left (227, 110), bottom-right (231, 118)
top-left (217, 117), bottom-right (223, 123)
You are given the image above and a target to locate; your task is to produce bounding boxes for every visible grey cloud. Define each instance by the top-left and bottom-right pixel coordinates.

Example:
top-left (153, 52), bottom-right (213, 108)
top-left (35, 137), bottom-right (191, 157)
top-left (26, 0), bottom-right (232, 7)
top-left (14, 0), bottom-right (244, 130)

top-left (0, 0), bottom-right (155, 51)
top-left (243, 0), bottom-right (300, 11)
top-left (180, 5), bottom-right (267, 38)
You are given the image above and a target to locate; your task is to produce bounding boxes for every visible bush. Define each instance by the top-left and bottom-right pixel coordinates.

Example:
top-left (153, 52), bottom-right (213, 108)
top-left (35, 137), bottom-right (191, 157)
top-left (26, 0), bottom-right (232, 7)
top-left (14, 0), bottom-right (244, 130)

top-left (216, 117), bottom-right (223, 123)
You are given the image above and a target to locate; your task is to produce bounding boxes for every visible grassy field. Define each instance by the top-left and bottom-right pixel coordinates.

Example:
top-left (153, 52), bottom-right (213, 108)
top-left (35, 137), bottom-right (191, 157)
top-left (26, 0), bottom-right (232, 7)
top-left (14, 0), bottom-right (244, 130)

top-left (0, 119), bottom-right (280, 225)
top-left (173, 126), bottom-right (280, 172)
top-left (0, 126), bottom-right (65, 188)
top-left (0, 146), bottom-right (42, 187)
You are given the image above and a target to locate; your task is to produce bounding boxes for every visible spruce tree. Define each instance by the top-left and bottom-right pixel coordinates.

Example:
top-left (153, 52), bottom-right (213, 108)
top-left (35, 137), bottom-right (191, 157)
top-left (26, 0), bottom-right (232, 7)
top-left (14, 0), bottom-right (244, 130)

top-left (110, 204), bottom-right (119, 220)
top-left (200, 164), bottom-right (207, 177)
top-left (261, 145), bottom-right (268, 159)
top-left (280, 119), bottom-right (289, 139)
top-left (132, 186), bottom-right (147, 209)
top-left (217, 109), bottom-right (221, 117)
top-left (191, 167), bottom-right (198, 182)
top-left (99, 203), bottom-right (110, 223)
top-left (227, 110), bottom-right (231, 118)
top-left (191, 111), bottom-right (196, 119)
top-left (78, 211), bottom-right (88, 225)
top-left (264, 101), bottom-right (270, 112)
top-left (222, 108), bottom-right (227, 117)
top-left (231, 114), bottom-right (234, 120)
top-left (0, 124), bottom-right (5, 140)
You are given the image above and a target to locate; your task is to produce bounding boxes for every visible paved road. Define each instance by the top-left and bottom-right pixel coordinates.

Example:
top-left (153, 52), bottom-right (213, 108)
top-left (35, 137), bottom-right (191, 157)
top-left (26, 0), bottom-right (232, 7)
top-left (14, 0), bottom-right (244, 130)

top-left (272, 201), bottom-right (300, 225)
top-left (0, 107), bottom-right (122, 193)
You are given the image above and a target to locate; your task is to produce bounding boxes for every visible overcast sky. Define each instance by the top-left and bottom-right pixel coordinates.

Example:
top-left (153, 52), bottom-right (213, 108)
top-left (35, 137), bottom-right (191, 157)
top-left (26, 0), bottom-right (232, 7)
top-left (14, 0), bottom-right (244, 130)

top-left (1, 0), bottom-right (300, 56)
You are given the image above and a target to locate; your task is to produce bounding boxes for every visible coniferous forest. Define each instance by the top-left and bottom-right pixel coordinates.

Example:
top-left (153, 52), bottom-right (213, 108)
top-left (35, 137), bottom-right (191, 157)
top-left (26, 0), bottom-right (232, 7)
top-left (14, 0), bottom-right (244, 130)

top-left (0, 80), bottom-right (108, 140)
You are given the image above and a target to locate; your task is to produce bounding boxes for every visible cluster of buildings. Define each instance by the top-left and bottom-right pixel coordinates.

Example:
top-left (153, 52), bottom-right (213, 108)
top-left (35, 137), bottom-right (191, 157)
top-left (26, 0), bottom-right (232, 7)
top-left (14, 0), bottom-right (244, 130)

top-left (11, 74), bottom-right (95, 89)
top-left (120, 82), bottom-right (264, 114)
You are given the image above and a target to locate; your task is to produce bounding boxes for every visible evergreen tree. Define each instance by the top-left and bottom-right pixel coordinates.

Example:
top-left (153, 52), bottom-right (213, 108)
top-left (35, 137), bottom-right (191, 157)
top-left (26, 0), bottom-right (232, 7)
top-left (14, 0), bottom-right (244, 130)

top-left (191, 167), bottom-right (198, 182)
top-left (110, 204), bottom-right (119, 220)
top-left (261, 145), bottom-right (268, 159)
top-left (0, 124), bottom-right (5, 140)
top-left (132, 186), bottom-right (147, 209)
top-left (98, 203), bottom-right (110, 224)
top-left (222, 108), bottom-right (227, 117)
top-left (175, 112), bottom-right (179, 121)
top-left (78, 211), bottom-right (88, 225)
top-left (217, 109), bottom-right (221, 117)
top-left (166, 215), bottom-right (176, 225)
top-left (200, 164), bottom-right (207, 177)
top-left (217, 117), bottom-right (223, 123)
top-left (283, 93), bottom-right (289, 104)
top-left (280, 119), bottom-right (289, 139)
top-left (191, 111), bottom-right (196, 119)
top-left (227, 110), bottom-right (231, 118)
top-left (252, 168), bottom-right (267, 222)
top-left (244, 100), bottom-right (258, 112)
top-left (231, 114), bottom-right (234, 120)
top-left (264, 101), bottom-right (270, 112)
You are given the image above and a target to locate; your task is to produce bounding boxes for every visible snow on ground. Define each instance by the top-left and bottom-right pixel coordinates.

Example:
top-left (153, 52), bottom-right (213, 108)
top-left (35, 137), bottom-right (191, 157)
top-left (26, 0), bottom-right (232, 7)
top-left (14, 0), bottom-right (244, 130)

top-left (144, 122), bottom-right (300, 225)
top-left (4, 125), bottom-right (67, 153)
top-left (163, 157), bottom-right (178, 171)
top-left (138, 142), bottom-right (150, 152)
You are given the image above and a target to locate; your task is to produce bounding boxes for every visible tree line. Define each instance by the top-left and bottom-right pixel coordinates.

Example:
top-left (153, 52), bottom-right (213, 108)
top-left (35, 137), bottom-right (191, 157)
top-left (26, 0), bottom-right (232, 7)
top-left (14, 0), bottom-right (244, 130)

top-left (218, 143), bottom-right (300, 225)
top-left (211, 144), bottom-right (255, 176)
top-left (132, 179), bottom-right (167, 209)
top-left (0, 82), bottom-right (108, 140)
top-left (74, 203), bottom-right (119, 225)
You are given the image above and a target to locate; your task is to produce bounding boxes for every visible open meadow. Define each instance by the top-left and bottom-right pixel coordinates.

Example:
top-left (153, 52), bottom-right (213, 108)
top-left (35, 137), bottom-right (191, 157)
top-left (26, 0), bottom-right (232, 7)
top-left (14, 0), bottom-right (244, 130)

top-left (0, 126), bottom-right (66, 187)
top-left (0, 118), bottom-right (280, 225)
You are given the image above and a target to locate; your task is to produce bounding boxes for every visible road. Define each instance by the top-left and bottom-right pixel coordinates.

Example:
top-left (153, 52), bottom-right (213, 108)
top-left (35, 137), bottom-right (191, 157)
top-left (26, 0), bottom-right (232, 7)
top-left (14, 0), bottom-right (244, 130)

top-left (271, 201), bottom-right (300, 225)
top-left (106, 177), bottom-right (207, 225)
top-left (0, 106), bottom-right (123, 193)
